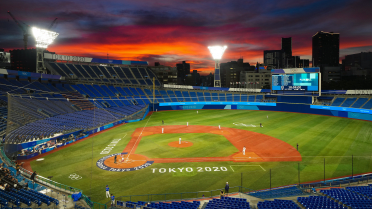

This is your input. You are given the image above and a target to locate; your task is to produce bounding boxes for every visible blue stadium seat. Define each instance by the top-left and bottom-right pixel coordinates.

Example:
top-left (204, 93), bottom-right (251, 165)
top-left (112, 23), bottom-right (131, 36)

top-left (258, 199), bottom-right (299, 209)
top-left (298, 196), bottom-right (346, 209)
top-left (249, 186), bottom-right (304, 199)
top-left (197, 92), bottom-right (205, 101)
top-left (189, 92), bottom-right (198, 102)
top-left (351, 98), bottom-right (368, 108)
top-left (331, 98), bottom-right (346, 106)
top-left (341, 98), bottom-right (356, 107)
top-left (205, 197), bottom-right (249, 209)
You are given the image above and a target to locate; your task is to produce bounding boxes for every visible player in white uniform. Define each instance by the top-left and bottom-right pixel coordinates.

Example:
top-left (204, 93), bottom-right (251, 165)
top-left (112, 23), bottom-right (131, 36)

top-left (106, 185), bottom-right (110, 198)
top-left (219, 125), bottom-right (221, 129)
top-left (243, 146), bottom-right (246, 155)
top-left (197, 111), bottom-right (198, 114)
top-left (121, 154), bottom-right (124, 163)
top-left (179, 137), bottom-right (181, 144)
top-left (267, 115), bottom-right (268, 119)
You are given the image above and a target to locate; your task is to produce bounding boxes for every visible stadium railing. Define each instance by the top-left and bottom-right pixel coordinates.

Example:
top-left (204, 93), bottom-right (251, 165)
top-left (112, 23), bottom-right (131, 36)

top-left (0, 146), bottom-right (106, 209)
top-left (104, 186), bottom-right (253, 206)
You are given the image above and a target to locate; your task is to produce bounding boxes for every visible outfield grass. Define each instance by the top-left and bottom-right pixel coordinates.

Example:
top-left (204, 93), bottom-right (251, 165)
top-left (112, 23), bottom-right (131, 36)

top-left (136, 133), bottom-right (239, 158)
top-left (30, 110), bottom-right (372, 203)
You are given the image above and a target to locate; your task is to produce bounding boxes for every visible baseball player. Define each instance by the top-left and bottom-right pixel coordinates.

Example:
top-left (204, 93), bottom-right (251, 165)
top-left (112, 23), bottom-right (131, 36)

top-left (106, 185), bottom-right (110, 198)
top-left (197, 111), bottom-right (198, 114)
top-left (219, 125), bottom-right (221, 129)
top-left (267, 115), bottom-right (268, 119)
top-left (121, 154), bottom-right (125, 163)
top-left (179, 137), bottom-right (182, 145)
top-left (111, 194), bottom-right (115, 206)
top-left (243, 146), bottom-right (246, 155)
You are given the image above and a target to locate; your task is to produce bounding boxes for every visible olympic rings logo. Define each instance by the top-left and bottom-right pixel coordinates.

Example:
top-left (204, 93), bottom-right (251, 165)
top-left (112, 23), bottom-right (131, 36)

top-left (68, 173), bottom-right (82, 180)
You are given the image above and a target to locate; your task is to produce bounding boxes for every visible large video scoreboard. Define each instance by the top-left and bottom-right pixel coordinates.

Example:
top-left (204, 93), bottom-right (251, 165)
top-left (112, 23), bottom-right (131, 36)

top-left (272, 73), bottom-right (318, 91)
top-left (271, 68), bottom-right (321, 94)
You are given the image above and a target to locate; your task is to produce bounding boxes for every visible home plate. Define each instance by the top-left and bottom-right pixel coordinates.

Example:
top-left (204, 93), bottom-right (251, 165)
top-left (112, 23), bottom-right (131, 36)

top-left (36, 158), bottom-right (44, 161)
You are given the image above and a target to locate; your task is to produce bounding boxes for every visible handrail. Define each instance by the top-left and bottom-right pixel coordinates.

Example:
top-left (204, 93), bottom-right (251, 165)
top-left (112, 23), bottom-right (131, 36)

top-left (108, 186), bottom-right (253, 205)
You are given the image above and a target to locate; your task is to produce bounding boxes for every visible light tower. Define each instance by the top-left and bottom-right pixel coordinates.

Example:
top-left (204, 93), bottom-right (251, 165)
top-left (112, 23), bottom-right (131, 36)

top-left (208, 45), bottom-right (227, 87)
top-left (32, 27), bottom-right (59, 74)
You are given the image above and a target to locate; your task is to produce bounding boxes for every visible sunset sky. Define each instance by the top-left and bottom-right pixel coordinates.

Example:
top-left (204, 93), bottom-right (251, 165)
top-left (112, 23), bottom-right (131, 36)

top-left (1, 0), bottom-right (371, 75)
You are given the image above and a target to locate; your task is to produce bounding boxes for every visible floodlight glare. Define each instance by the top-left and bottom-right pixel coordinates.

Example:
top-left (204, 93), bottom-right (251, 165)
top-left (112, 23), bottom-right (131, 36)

top-left (32, 27), bottom-right (59, 48)
top-left (208, 45), bottom-right (227, 87)
top-left (208, 45), bottom-right (227, 60)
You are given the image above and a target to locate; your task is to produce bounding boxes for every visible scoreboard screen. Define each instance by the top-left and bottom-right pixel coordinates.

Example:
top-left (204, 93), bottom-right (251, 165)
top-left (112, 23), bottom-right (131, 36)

top-left (272, 73), bottom-right (319, 91)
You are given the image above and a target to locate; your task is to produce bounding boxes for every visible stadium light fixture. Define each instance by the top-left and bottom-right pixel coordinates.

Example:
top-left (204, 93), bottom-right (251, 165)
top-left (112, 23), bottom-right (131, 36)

top-left (32, 27), bottom-right (59, 48)
top-left (208, 45), bottom-right (227, 87)
top-left (32, 27), bottom-right (59, 74)
top-left (208, 45), bottom-right (227, 60)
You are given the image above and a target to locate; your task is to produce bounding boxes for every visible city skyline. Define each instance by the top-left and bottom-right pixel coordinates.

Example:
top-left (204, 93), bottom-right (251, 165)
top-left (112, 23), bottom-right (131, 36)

top-left (1, 0), bottom-right (371, 75)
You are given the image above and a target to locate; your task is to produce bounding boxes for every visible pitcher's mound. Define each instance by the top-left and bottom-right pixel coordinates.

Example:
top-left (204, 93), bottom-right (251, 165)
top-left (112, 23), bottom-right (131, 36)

top-left (168, 141), bottom-right (193, 148)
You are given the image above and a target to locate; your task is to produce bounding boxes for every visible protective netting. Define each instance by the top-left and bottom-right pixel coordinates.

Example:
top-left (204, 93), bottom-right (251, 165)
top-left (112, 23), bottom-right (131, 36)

top-left (4, 94), bottom-right (149, 159)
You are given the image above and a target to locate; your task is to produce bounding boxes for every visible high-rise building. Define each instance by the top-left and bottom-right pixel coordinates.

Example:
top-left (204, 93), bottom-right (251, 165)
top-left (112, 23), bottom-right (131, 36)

top-left (185, 70), bottom-right (201, 86)
top-left (264, 50), bottom-right (286, 70)
top-left (342, 52), bottom-right (372, 71)
top-left (312, 31), bottom-right (339, 67)
top-left (150, 64), bottom-right (177, 85)
top-left (240, 71), bottom-right (271, 89)
top-left (176, 61), bottom-right (190, 84)
top-left (219, 58), bottom-right (253, 87)
top-left (282, 37), bottom-right (292, 59)
top-left (341, 52), bottom-right (372, 80)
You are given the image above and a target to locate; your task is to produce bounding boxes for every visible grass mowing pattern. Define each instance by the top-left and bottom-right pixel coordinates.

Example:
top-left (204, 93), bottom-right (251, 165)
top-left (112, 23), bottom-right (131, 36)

top-left (136, 133), bottom-right (238, 158)
top-left (30, 110), bottom-right (372, 203)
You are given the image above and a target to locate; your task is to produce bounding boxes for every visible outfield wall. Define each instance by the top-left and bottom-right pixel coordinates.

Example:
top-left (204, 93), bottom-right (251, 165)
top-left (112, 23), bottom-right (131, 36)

top-left (155, 102), bottom-right (372, 122)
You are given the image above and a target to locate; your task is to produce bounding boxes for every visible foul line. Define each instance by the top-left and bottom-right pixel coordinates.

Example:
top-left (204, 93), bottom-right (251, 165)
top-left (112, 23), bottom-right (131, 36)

top-left (126, 113), bottom-right (153, 160)
top-left (230, 165), bottom-right (266, 172)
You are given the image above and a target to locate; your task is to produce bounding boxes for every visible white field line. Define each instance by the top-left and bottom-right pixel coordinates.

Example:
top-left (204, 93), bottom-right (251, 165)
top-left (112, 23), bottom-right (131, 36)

top-left (126, 113), bottom-right (152, 160)
top-left (230, 165), bottom-right (266, 172)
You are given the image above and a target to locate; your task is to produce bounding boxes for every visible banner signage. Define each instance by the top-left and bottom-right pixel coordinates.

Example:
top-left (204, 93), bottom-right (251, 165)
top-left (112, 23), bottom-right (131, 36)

top-left (159, 102), bottom-right (276, 106)
top-left (44, 53), bottom-right (148, 65)
top-left (310, 105), bottom-right (372, 115)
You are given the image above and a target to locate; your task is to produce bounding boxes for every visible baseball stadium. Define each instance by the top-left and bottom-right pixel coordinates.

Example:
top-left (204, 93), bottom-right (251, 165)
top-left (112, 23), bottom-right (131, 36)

top-left (1, 50), bottom-right (372, 209)
top-left (0, 11), bottom-right (372, 208)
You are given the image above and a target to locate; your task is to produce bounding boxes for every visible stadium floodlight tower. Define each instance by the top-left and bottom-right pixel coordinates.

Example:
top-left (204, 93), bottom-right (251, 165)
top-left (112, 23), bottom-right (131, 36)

top-left (32, 27), bottom-right (59, 74)
top-left (208, 45), bottom-right (227, 87)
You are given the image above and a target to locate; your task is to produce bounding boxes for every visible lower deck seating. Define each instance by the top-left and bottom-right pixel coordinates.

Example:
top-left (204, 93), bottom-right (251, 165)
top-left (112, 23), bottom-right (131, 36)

top-left (145, 201), bottom-right (200, 209)
top-left (0, 158), bottom-right (59, 207)
top-left (331, 98), bottom-right (345, 106)
top-left (249, 186), bottom-right (304, 199)
top-left (205, 197), bottom-right (249, 209)
top-left (347, 185), bottom-right (372, 198)
top-left (351, 98), bottom-right (369, 108)
top-left (297, 196), bottom-right (347, 209)
top-left (258, 199), bottom-right (299, 209)
top-left (320, 188), bottom-right (372, 209)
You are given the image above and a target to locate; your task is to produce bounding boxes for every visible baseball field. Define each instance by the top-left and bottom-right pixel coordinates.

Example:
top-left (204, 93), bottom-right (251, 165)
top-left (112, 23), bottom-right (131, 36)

top-left (28, 110), bottom-right (372, 203)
